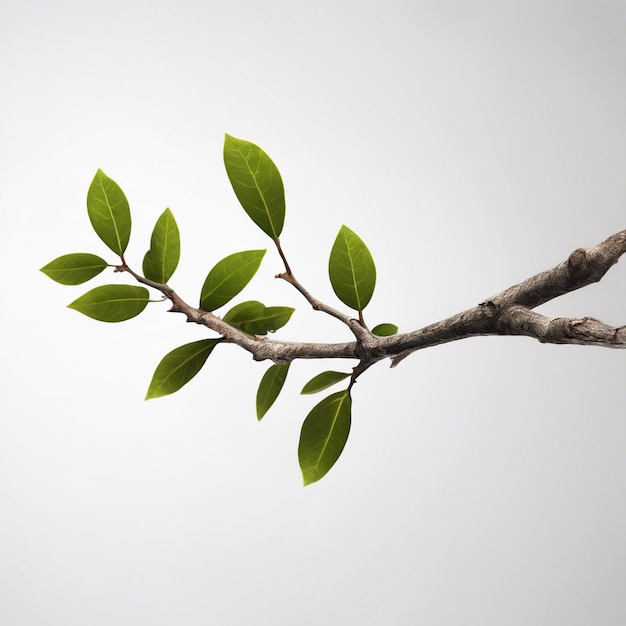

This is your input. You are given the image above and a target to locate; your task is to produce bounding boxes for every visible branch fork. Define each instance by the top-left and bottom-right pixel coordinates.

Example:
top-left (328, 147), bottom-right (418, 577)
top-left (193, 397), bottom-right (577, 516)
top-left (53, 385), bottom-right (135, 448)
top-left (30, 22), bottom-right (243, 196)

top-left (122, 229), bottom-right (625, 373)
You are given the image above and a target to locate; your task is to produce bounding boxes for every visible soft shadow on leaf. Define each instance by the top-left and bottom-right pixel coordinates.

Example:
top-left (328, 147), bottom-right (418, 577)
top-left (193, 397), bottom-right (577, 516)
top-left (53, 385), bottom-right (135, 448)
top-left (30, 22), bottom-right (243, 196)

top-left (298, 390), bottom-right (351, 485)
top-left (223, 300), bottom-right (294, 335)
top-left (142, 208), bottom-right (180, 283)
top-left (300, 371), bottom-right (351, 395)
top-left (68, 285), bottom-right (149, 322)
top-left (223, 134), bottom-right (285, 240)
top-left (328, 225), bottom-right (376, 312)
top-left (146, 339), bottom-right (219, 399)
top-left (256, 363), bottom-right (290, 420)
top-left (40, 253), bottom-right (108, 285)
top-left (87, 169), bottom-right (131, 256)
top-left (200, 249), bottom-right (266, 312)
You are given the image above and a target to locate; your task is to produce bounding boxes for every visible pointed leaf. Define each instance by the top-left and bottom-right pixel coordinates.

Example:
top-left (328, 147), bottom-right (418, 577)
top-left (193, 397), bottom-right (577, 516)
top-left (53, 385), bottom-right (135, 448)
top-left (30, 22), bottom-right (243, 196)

top-left (223, 134), bottom-right (285, 240)
top-left (87, 169), bottom-right (131, 256)
top-left (145, 339), bottom-right (219, 399)
top-left (301, 371), bottom-right (351, 395)
top-left (222, 300), bottom-right (263, 328)
top-left (298, 391), bottom-right (352, 485)
top-left (371, 323), bottom-right (398, 337)
top-left (68, 284), bottom-right (149, 322)
top-left (256, 363), bottom-right (290, 420)
top-left (222, 300), bottom-right (294, 335)
top-left (200, 249), bottom-right (266, 311)
top-left (40, 253), bottom-right (108, 285)
top-left (261, 306), bottom-right (295, 334)
top-left (328, 225), bottom-right (376, 311)
top-left (142, 208), bottom-right (180, 283)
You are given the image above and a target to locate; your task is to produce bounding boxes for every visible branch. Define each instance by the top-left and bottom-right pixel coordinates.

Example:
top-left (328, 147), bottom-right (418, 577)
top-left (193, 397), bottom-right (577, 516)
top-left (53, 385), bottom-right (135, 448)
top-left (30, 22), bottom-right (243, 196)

top-left (276, 270), bottom-right (371, 343)
top-left (122, 230), bottom-right (626, 365)
top-left (274, 238), bottom-right (371, 344)
top-left (387, 229), bottom-right (626, 364)
top-left (485, 229), bottom-right (626, 309)
top-left (498, 308), bottom-right (626, 347)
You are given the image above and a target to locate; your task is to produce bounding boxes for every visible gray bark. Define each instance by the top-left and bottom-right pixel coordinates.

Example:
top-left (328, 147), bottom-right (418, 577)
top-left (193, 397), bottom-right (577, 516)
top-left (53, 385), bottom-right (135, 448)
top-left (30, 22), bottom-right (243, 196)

top-left (125, 230), bottom-right (626, 369)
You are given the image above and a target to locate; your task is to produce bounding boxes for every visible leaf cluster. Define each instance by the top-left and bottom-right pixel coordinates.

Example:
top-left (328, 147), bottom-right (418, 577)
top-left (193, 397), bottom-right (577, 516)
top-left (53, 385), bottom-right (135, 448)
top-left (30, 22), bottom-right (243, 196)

top-left (41, 135), bottom-right (399, 485)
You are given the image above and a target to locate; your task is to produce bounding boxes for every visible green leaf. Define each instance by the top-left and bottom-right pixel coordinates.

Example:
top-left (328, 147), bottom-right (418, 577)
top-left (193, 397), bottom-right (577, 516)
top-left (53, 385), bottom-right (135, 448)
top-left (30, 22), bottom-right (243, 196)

top-left (68, 284), bottom-right (149, 322)
top-left (301, 371), bottom-right (351, 395)
top-left (40, 253), bottom-right (108, 285)
top-left (298, 390), bottom-right (352, 485)
top-left (222, 300), bottom-right (294, 335)
top-left (256, 363), bottom-right (290, 420)
top-left (142, 208), bottom-right (180, 283)
top-left (371, 323), bottom-right (398, 337)
top-left (145, 339), bottom-right (219, 399)
top-left (328, 225), bottom-right (376, 311)
top-left (87, 169), bottom-right (132, 256)
top-left (200, 249), bottom-right (266, 311)
top-left (223, 134), bottom-right (285, 240)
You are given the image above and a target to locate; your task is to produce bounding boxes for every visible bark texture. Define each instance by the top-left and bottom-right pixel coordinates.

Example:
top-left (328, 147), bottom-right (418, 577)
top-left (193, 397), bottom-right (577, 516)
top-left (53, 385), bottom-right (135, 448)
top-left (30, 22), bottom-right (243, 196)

top-left (126, 230), bottom-right (626, 368)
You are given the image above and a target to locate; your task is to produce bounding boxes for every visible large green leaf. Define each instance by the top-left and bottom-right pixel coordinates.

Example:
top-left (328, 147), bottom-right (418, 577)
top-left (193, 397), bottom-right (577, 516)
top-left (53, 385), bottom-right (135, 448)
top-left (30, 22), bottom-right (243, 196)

top-left (145, 339), bottom-right (219, 399)
top-left (68, 284), bottom-right (149, 322)
top-left (256, 363), bottom-right (290, 420)
top-left (223, 134), bottom-right (285, 240)
top-left (87, 169), bottom-right (132, 256)
top-left (142, 208), bottom-right (180, 283)
top-left (200, 249), bottom-right (266, 311)
top-left (301, 370), bottom-right (351, 395)
top-left (222, 300), bottom-right (294, 335)
top-left (328, 225), bottom-right (376, 311)
top-left (298, 390), bottom-right (352, 485)
top-left (371, 323), bottom-right (398, 337)
top-left (40, 253), bottom-right (108, 285)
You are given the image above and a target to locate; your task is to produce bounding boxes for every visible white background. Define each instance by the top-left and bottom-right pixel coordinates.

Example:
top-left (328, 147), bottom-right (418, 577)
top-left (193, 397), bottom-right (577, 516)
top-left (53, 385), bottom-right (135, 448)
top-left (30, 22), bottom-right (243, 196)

top-left (1, 1), bottom-right (624, 624)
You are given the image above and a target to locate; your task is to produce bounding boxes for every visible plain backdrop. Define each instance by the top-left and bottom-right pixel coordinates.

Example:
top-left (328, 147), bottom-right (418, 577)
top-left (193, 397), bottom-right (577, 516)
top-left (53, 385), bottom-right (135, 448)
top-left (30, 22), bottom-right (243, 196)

top-left (1, 1), bottom-right (624, 624)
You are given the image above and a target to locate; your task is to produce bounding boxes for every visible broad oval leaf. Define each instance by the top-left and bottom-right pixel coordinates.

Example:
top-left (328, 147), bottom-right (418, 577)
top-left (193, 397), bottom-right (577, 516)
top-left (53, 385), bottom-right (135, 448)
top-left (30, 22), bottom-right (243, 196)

top-left (301, 370), bottom-right (351, 395)
top-left (298, 390), bottom-right (352, 485)
top-left (371, 323), bottom-right (398, 337)
top-left (142, 208), bottom-right (180, 283)
top-left (328, 225), bottom-right (376, 311)
top-left (200, 249), bottom-right (266, 311)
top-left (87, 169), bottom-right (131, 256)
top-left (262, 306), bottom-right (295, 334)
top-left (40, 253), bottom-right (107, 285)
top-left (223, 134), bottom-right (285, 240)
top-left (222, 300), bottom-right (294, 335)
top-left (256, 363), bottom-right (290, 420)
top-left (222, 300), bottom-right (262, 327)
top-left (145, 339), bottom-right (219, 399)
top-left (68, 284), bottom-right (149, 322)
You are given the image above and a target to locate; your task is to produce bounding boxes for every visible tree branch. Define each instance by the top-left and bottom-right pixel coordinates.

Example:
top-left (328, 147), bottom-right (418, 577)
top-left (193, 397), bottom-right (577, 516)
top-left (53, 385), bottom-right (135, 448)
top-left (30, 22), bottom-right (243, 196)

top-left (276, 270), bottom-right (371, 343)
top-left (273, 238), bottom-right (371, 344)
top-left (121, 230), bottom-right (626, 366)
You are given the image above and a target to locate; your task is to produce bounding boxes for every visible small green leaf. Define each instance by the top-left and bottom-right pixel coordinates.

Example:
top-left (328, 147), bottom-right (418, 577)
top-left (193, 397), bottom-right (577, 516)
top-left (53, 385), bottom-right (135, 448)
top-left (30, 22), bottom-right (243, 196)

top-left (68, 284), bottom-right (149, 322)
top-left (298, 390), bottom-right (352, 485)
top-left (200, 249), bottom-right (266, 311)
top-left (256, 363), bottom-right (290, 420)
top-left (142, 208), bottom-right (180, 283)
top-left (222, 300), bottom-right (294, 335)
top-left (371, 323), bottom-right (398, 337)
top-left (328, 225), bottom-right (376, 311)
top-left (145, 339), bottom-right (219, 399)
top-left (301, 371), bottom-right (351, 395)
top-left (87, 169), bottom-right (131, 256)
top-left (40, 253), bottom-right (108, 285)
top-left (223, 134), bottom-right (285, 240)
